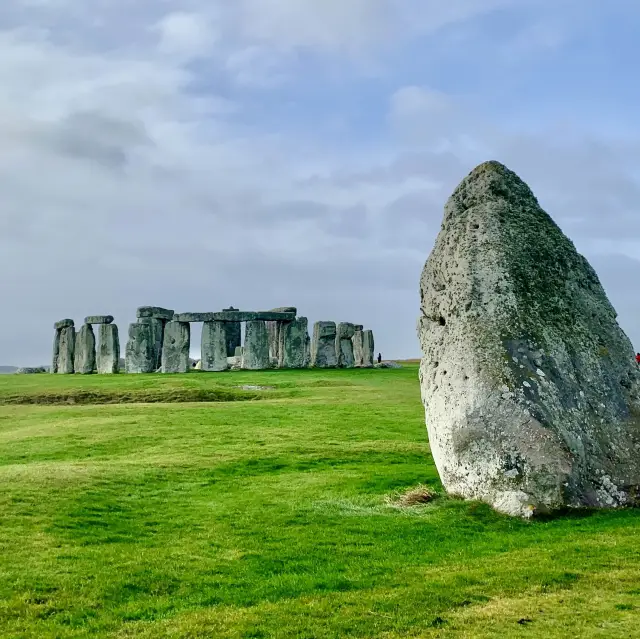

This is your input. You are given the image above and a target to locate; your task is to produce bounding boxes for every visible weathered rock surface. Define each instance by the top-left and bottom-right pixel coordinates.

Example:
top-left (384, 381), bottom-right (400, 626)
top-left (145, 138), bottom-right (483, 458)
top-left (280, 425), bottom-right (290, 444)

top-left (279, 317), bottom-right (309, 368)
top-left (174, 312), bottom-right (216, 323)
top-left (418, 160), bottom-right (640, 518)
top-left (223, 307), bottom-right (241, 356)
top-left (336, 322), bottom-right (356, 368)
top-left (162, 321), bottom-right (190, 373)
top-left (16, 367), bottom-right (47, 374)
top-left (74, 324), bottom-right (96, 374)
top-left (311, 321), bottom-right (337, 368)
top-left (137, 306), bottom-right (174, 320)
top-left (352, 328), bottom-right (364, 367)
top-left (362, 330), bottom-right (375, 368)
top-left (138, 317), bottom-right (166, 370)
top-left (214, 310), bottom-right (296, 322)
top-left (57, 326), bottom-right (75, 374)
top-left (84, 315), bottom-right (114, 325)
top-left (125, 323), bottom-right (155, 373)
top-left (201, 321), bottom-right (229, 371)
top-left (54, 319), bottom-right (74, 330)
top-left (242, 320), bottom-right (270, 370)
top-left (52, 330), bottom-right (60, 374)
top-left (234, 346), bottom-right (244, 358)
top-left (266, 307), bottom-right (297, 362)
top-left (97, 323), bottom-right (120, 374)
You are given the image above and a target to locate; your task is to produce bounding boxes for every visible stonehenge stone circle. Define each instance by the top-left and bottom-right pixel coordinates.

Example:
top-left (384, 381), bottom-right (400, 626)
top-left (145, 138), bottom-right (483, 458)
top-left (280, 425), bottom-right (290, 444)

top-left (242, 320), bottom-right (270, 370)
top-left (97, 324), bottom-right (120, 374)
top-left (311, 321), bottom-right (338, 368)
top-left (418, 160), bottom-right (640, 518)
top-left (278, 317), bottom-right (309, 368)
top-left (162, 321), bottom-right (191, 373)
top-left (57, 325), bottom-right (76, 374)
top-left (74, 324), bottom-right (96, 374)
top-left (125, 323), bottom-right (155, 373)
top-left (362, 330), bottom-right (375, 368)
top-left (201, 321), bottom-right (228, 372)
top-left (336, 322), bottom-right (356, 368)
top-left (84, 315), bottom-right (114, 325)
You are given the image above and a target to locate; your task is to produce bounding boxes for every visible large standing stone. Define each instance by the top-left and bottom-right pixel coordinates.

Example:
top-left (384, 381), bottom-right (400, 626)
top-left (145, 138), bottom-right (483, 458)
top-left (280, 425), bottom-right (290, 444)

top-left (266, 307), bottom-right (297, 362)
top-left (223, 307), bottom-right (242, 357)
top-left (279, 317), bottom-right (309, 368)
top-left (161, 321), bottom-right (190, 373)
top-left (311, 321), bottom-right (337, 368)
top-left (242, 320), bottom-right (270, 370)
top-left (335, 323), bottom-right (356, 368)
top-left (97, 323), bottom-right (120, 374)
top-left (74, 324), bottom-right (96, 374)
top-left (362, 330), bottom-right (375, 368)
top-left (52, 330), bottom-right (61, 374)
top-left (201, 321), bottom-right (228, 371)
top-left (352, 327), bottom-right (364, 367)
top-left (125, 323), bottom-right (155, 373)
top-left (139, 317), bottom-right (166, 370)
top-left (57, 326), bottom-right (76, 374)
top-left (418, 160), bottom-right (640, 518)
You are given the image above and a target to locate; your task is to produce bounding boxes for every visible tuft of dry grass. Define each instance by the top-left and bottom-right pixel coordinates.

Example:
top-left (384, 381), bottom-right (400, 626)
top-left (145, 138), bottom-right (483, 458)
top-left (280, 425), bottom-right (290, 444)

top-left (386, 483), bottom-right (437, 508)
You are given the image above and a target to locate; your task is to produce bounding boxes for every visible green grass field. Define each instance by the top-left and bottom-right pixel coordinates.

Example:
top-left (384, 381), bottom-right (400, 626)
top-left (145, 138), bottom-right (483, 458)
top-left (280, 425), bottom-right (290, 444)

top-left (0, 365), bottom-right (638, 638)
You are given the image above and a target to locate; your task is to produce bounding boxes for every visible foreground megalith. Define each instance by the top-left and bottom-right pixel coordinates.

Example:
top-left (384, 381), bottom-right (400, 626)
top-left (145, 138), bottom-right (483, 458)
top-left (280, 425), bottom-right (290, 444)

top-left (242, 320), bottom-right (270, 370)
top-left (74, 324), bottom-right (96, 374)
top-left (279, 317), bottom-right (309, 368)
top-left (162, 321), bottom-right (190, 373)
top-left (201, 321), bottom-right (228, 371)
top-left (97, 324), bottom-right (120, 373)
top-left (418, 160), bottom-right (640, 518)
top-left (362, 330), bottom-right (375, 368)
top-left (57, 323), bottom-right (76, 374)
top-left (311, 321), bottom-right (337, 368)
top-left (125, 323), bottom-right (155, 373)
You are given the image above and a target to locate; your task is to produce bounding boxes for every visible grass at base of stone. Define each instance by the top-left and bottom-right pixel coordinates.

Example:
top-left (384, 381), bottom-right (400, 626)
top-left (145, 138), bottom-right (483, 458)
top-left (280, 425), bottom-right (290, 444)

top-left (0, 364), bottom-right (638, 638)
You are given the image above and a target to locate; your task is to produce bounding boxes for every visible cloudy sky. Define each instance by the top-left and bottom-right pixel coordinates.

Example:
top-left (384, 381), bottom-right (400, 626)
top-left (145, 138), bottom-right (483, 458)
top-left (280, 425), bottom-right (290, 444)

top-left (1, 0), bottom-right (639, 365)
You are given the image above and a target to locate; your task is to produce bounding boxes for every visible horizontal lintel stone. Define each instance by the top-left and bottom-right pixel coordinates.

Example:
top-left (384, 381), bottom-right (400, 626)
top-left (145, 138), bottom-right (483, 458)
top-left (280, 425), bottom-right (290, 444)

top-left (214, 311), bottom-right (296, 322)
top-left (84, 315), bottom-right (114, 325)
top-left (136, 306), bottom-right (174, 320)
top-left (54, 319), bottom-right (74, 330)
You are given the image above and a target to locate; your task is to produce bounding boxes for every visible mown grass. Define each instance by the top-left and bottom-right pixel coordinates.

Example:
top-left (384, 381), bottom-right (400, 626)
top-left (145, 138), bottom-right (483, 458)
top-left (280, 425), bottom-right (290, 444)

top-left (0, 365), bottom-right (638, 638)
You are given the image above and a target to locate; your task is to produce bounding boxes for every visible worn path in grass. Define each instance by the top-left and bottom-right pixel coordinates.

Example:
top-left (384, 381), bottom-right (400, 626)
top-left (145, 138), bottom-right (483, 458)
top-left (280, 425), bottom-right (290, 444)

top-left (0, 366), bottom-right (638, 638)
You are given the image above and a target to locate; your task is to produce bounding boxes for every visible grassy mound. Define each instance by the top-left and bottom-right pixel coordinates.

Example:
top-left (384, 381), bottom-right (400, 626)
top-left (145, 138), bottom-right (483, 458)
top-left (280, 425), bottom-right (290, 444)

top-left (0, 364), bottom-right (638, 638)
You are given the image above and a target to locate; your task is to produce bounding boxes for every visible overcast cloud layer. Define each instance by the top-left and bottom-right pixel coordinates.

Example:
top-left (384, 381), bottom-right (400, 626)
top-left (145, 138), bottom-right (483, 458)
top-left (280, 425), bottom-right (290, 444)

top-left (1, 0), bottom-right (639, 365)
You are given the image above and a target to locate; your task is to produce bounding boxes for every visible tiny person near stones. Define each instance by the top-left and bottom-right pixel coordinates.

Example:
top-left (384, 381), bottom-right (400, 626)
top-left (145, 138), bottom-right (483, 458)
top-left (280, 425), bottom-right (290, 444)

top-left (377, 353), bottom-right (382, 364)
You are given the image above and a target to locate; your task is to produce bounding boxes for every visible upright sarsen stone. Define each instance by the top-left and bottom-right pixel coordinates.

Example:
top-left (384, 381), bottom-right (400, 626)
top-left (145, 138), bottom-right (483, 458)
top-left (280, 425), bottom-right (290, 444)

top-left (97, 323), bottom-right (120, 374)
top-left (138, 317), bottom-right (166, 370)
top-left (418, 160), bottom-right (640, 518)
top-left (279, 317), bottom-right (309, 369)
top-left (201, 321), bottom-right (228, 371)
top-left (57, 325), bottom-right (76, 374)
top-left (125, 323), bottom-right (155, 373)
top-left (52, 330), bottom-right (60, 374)
top-left (266, 307), bottom-right (297, 362)
top-left (352, 327), bottom-right (364, 367)
top-left (74, 324), bottom-right (96, 374)
top-left (362, 330), bottom-right (375, 368)
top-left (242, 320), bottom-right (270, 370)
top-left (162, 321), bottom-right (190, 373)
top-left (336, 323), bottom-right (356, 368)
top-left (311, 321), bottom-right (337, 368)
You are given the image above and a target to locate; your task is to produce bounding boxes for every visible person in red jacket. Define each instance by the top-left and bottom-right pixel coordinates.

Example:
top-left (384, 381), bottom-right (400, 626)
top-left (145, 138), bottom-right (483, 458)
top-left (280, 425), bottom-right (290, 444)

top-left (635, 353), bottom-right (640, 364)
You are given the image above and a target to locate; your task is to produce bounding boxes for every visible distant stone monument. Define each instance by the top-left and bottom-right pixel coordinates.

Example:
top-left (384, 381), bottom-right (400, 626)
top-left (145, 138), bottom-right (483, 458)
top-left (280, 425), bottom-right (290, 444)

top-left (242, 320), bottom-right (270, 370)
top-left (279, 317), bottom-right (309, 368)
top-left (336, 323), bottom-right (356, 368)
top-left (125, 323), bottom-right (155, 373)
top-left (201, 321), bottom-right (228, 372)
top-left (418, 160), bottom-right (640, 518)
top-left (74, 323), bottom-right (96, 374)
top-left (362, 330), bottom-right (375, 368)
top-left (162, 321), bottom-right (190, 373)
top-left (97, 323), bottom-right (120, 374)
top-left (137, 306), bottom-right (174, 370)
top-left (52, 319), bottom-right (75, 374)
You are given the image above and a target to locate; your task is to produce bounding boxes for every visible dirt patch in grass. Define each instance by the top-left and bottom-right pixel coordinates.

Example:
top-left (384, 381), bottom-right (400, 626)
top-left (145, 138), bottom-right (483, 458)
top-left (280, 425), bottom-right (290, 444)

top-left (386, 484), bottom-right (437, 508)
top-left (0, 387), bottom-right (263, 406)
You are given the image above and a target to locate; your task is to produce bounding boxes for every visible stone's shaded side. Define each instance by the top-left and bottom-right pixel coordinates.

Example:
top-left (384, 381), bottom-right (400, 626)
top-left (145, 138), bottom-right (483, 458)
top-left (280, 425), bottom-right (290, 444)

top-left (418, 160), bottom-right (640, 518)
top-left (54, 319), bottom-right (74, 330)
top-left (84, 315), bottom-right (114, 325)
top-left (125, 323), bottom-right (155, 373)
top-left (174, 312), bottom-right (216, 323)
top-left (242, 320), bottom-right (270, 370)
top-left (97, 323), bottom-right (120, 374)
top-left (336, 322), bottom-right (356, 368)
top-left (52, 329), bottom-right (61, 374)
top-left (311, 321), bottom-right (337, 368)
top-left (278, 317), bottom-right (309, 368)
top-left (303, 332), bottom-right (311, 368)
top-left (74, 324), bottom-right (96, 374)
top-left (161, 321), bottom-right (190, 373)
top-left (226, 321), bottom-right (242, 357)
top-left (201, 321), bottom-right (229, 371)
top-left (57, 326), bottom-right (76, 374)
top-left (362, 330), bottom-right (375, 368)
top-left (352, 329), bottom-right (365, 367)
top-left (136, 306), bottom-right (174, 320)
top-left (139, 317), bottom-right (166, 370)
top-left (266, 307), bottom-right (297, 363)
